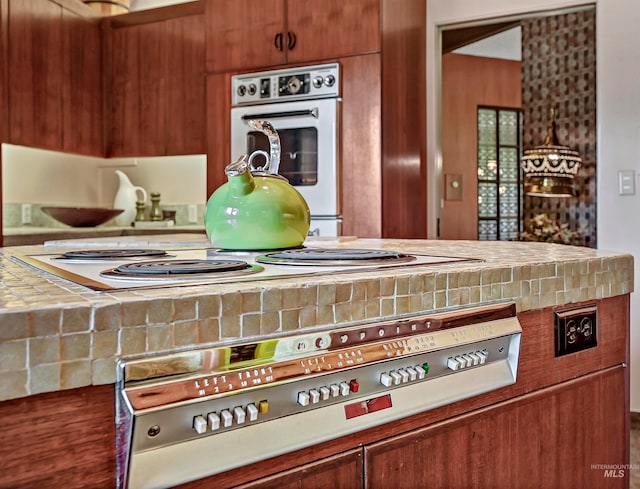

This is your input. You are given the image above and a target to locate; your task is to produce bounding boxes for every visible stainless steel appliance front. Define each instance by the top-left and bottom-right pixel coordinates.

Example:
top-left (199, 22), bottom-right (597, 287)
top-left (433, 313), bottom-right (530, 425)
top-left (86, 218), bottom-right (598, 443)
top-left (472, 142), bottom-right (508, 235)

top-left (231, 64), bottom-right (341, 236)
top-left (116, 302), bottom-right (522, 489)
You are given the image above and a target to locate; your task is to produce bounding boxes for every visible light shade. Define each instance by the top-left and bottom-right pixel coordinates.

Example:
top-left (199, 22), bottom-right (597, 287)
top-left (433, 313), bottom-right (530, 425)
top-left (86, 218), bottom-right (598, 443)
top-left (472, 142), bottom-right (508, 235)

top-left (521, 107), bottom-right (582, 197)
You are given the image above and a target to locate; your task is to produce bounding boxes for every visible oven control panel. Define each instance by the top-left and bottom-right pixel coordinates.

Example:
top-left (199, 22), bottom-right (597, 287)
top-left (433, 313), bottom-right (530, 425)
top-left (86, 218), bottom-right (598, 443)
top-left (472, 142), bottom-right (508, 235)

top-left (232, 63), bottom-right (340, 106)
top-left (117, 302), bottom-right (522, 489)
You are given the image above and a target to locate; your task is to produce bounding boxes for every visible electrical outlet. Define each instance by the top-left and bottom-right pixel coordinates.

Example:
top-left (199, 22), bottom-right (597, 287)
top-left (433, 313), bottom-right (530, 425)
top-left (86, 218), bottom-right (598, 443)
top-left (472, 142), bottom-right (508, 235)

top-left (21, 204), bottom-right (32, 224)
top-left (554, 304), bottom-right (598, 357)
top-left (187, 205), bottom-right (198, 224)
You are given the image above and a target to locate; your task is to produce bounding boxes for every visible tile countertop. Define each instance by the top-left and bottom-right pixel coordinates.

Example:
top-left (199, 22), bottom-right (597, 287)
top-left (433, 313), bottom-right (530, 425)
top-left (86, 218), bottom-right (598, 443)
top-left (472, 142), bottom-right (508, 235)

top-left (0, 235), bottom-right (633, 402)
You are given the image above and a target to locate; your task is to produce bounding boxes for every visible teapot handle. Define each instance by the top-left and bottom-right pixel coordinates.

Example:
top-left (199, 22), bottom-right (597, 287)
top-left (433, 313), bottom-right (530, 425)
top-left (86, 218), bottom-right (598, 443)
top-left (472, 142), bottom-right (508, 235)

top-left (247, 120), bottom-right (281, 175)
top-left (247, 150), bottom-right (270, 173)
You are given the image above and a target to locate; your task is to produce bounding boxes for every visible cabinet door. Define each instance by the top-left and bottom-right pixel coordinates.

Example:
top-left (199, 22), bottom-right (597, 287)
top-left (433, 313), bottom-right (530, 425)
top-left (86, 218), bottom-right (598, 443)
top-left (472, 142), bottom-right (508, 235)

top-left (233, 449), bottom-right (363, 489)
top-left (110, 22), bottom-right (166, 156)
top-left (286, 0), bottom-right (380, 64)
top-left (9, 0), bottom-right (63, 150)
top-left (165, 15), bottom-right (206, 155)
top-left (365, 366), bottom-right (628, 489)
top-left (205, 0), bottom-right (286, 73)
top-left (61, 9), bottom-right (103, 156)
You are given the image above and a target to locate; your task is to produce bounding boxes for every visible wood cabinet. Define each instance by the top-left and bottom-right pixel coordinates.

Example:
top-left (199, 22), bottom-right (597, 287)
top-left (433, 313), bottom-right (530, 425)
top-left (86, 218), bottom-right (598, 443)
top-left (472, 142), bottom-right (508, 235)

top-left (233, 450), bottom-right (363, 489)
top-left (106, 6), bottom-right (206, 157)
top-left (205, 0), bottom-right (380, 73)
top-left (8, 0), bottom-right (102, 156)
top-left (365, 366), bottom-right (628, 489)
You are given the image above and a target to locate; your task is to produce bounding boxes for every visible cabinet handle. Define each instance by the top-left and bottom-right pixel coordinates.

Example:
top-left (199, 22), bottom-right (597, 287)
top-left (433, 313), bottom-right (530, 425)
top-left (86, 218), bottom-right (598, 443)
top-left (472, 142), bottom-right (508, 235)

top-left (287, 31), bottom-right (296, 50)
top-left (274, 32), bottom-right (283, 51)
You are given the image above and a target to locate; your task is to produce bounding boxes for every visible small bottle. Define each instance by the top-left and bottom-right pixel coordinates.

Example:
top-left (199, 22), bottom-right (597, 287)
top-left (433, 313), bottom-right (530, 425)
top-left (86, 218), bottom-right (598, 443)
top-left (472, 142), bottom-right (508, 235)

top-left (149, 192), bottom-right (163, 221)
top-left (134, 201), bottom-right (146, 222)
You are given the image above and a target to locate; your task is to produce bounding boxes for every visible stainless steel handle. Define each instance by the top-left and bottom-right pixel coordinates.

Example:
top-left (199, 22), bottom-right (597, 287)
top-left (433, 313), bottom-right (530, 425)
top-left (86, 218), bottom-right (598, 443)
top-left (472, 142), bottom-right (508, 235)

top-left (241, 108), bottom-right (318, 120)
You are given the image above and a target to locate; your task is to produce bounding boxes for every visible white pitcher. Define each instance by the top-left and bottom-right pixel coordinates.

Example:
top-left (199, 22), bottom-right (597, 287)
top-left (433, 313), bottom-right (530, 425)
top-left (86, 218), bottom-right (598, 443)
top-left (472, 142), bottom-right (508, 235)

top-left (113, 170), bottom-right (147, 226)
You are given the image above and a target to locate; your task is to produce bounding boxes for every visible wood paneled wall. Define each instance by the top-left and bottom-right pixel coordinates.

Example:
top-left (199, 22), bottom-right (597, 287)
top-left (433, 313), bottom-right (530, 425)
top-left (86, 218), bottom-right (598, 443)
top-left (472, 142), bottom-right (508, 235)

top-left (440, 53), bottom-right (522, 240)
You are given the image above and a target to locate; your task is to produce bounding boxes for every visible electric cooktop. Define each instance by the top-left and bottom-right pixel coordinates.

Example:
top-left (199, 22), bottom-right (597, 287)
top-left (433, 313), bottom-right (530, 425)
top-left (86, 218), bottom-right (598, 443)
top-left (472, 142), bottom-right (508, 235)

top-left (12, 246), bottom-right (480, 292)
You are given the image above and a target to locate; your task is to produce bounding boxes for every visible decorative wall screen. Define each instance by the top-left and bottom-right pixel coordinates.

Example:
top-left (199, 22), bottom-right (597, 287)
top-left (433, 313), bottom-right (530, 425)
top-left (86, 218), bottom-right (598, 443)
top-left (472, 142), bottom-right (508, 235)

top-left (477, 107), bottom-right (523, 240)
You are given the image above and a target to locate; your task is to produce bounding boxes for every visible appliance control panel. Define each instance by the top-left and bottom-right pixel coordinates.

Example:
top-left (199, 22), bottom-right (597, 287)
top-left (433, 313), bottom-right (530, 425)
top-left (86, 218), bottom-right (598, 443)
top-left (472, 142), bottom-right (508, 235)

top-left (232, 63), bottom-right (340, 106)
top-left (116, 302), bottom-right (522, 489)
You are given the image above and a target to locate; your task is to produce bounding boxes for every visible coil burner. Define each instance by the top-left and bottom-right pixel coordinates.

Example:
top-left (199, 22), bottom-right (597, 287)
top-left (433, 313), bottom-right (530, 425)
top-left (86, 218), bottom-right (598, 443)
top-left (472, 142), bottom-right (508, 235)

top-left (255, 248), bottom-right (417, 266)
top-left (54, 249), bottom-right (171, 262)
top-left (100, 259), bottom-right (264, 281)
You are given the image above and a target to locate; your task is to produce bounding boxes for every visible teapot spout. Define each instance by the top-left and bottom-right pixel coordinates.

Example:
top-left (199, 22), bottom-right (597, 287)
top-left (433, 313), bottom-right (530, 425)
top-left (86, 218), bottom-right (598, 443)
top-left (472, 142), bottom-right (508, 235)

top-left (225, 155), bottom-right (256, 197)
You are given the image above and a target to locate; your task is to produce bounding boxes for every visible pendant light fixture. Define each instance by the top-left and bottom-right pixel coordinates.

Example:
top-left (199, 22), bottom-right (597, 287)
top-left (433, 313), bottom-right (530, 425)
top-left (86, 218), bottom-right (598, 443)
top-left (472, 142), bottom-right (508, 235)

top-left (521, 106), bottom-right (582, 197)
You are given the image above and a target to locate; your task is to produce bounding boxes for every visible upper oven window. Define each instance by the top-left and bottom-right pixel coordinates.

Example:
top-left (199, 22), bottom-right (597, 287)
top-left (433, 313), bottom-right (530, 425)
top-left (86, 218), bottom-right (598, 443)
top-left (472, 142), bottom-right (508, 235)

top-left (247, 128), bottom-right (318, 186)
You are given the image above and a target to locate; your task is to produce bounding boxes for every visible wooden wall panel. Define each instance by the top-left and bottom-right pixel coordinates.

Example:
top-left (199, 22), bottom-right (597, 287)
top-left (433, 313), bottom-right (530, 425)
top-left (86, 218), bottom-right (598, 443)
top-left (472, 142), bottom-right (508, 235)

top-left (440, 53), bottom-right (522, 240)
top-left (206, 72), bottom-right (231, 197)
top-left (340, 54), bottom-right (381, 237)
top-left (381, 0), bottom-right (426, 238)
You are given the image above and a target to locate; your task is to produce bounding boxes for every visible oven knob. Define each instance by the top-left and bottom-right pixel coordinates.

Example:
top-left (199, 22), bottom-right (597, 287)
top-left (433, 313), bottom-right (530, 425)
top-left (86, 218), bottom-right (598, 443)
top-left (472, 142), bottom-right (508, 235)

top-left (193, 415), bottom-right (207, 434)
top-left (237, 84), bottom-right (246, 96)
top-left (312, 75), bottom-right (324, 88)
top-left (287, 75), bottom-right (303, 94)
top-left (324, 74), bottom-right (336, 87)
top-left (247, 83), bottom-right (257, 96)
top-left (246, 403), bottom-right (259, 421)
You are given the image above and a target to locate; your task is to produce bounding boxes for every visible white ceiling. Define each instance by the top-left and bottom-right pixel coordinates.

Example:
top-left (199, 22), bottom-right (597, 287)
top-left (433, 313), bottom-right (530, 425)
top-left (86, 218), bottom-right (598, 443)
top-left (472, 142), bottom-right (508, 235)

top-left (453, 26), bottom-right (522, 61)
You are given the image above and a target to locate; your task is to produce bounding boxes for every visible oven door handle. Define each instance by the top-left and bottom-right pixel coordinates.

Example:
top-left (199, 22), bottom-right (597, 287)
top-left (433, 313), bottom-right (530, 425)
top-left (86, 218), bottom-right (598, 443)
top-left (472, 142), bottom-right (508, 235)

top-left (241, 108), bottom-right (318, 120)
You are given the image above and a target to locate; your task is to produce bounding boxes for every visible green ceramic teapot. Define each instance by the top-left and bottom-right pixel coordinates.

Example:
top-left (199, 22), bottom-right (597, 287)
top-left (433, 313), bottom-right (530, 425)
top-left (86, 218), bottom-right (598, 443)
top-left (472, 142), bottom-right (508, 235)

top-left (205, 120), bottom-right (311, 250)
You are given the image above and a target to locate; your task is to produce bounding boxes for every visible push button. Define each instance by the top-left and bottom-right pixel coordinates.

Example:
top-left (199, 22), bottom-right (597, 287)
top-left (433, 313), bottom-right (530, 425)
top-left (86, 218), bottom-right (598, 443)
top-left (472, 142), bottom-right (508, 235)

top-left (380, 372), bottom-right (393, 387)
top-left (220, 409), bottom-right (233, 428)
top-left (297, 391), bottom-right (311, 406)
top-left (309, 389), bottom-right (321, 404)
top-left (246, 403), bottom-right (259, 421)
top-left (389, 371), bottom-right (402, 385)
top-left (193, 415), bottom-right (207, 434)
top-left (207, 412), bottom-right (220, 430)
top-left (398, 369), bottom-right (410, 383)
top-left (233, 406), bottom-right (246, 424)
top-left (330, 384), bottom-right (340, 397)
top-left (349, 379), bottom-right (360, 393)
top-left (258, 400), bottom-right (270, 414)
top-left (319, 386), bottom-right (331, 400)
top-left (339, 382), bottom-right (350, 396)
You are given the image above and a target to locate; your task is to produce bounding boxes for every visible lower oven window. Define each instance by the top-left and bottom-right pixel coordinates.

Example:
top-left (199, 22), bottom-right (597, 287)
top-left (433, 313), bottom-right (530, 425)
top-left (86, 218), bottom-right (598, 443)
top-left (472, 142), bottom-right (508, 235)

top-left (248, 127), bottom-right (318, 186)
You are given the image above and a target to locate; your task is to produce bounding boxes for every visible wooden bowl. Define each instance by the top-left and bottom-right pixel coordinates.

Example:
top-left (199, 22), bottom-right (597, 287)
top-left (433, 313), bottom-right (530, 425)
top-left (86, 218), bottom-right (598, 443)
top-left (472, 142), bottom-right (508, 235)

top-left (41, 207), bottom-right (124, 227)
